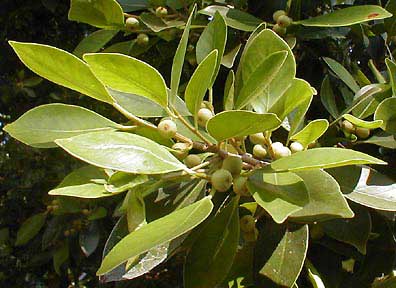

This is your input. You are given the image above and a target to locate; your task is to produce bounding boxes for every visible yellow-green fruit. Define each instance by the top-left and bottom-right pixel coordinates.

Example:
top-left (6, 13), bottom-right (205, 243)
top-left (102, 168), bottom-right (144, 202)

top-left (253, 144), bottom-right (268, 159)
top-left (184, 154), bottom-right (201, 168)
top-left (273, 10), bottom-right (286, 22)
top-left (233, 176), bottom-right (250, 197)
top-left (158, 119), bottom-right (177, 139)
top-left (125, 17), bottom-right (140, 30)
top-left (243, 227), bottom-right (259, 242)
top-left (155, 6), bottom-right (168, 17)
top-left (249, 132), bottom-right (265, 145)
top-left (277, 15), bottom-right (292, 27)
top-left (222, 156), bottom-right (243, 175)
top-left (211, 169), bottom-right (233, 192)
top-left (197, 108), bottom-right (213, 127)
top-left (273, 24), bottom-right (287, 36)
top-left (82, 209), bottom-right (90, 215)
top-left (240, 215), bottom-right (256, 232)
top-left (290, 141), bottom-right (304, 153)
top-left (342, 120), bottom-right (355, 133)
top-left (355, 127), bottom-right (370, 139)
top-left (172, 142), bottom-right (190, 160)
top-left (136, 33), bottom-right (149, 46)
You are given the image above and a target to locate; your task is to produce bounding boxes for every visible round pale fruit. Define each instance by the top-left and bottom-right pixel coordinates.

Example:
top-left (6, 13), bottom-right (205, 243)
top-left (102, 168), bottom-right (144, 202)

top-left (172, 142), bottom-right (190, 160)
top-left (290, 141), bottom-right (304, 153)
top-left (155, 6), bottom-right (168, 17)
top-left (136, 33), bottom-right (149, 46)
top-left (197, 108), bottom-right (214, 127)
top-left (355, 127), bottom-right (370, 139)
top-left (158, 119), bottom-right (177, 139)
top-left (222, 156), bottom-right (243, 175)
top-left (125, 17), bottom-right (140, 30)
top-left (253, 144), bottom-right (268, 160)
top-left (184, 154), bottom-right (201, 168)
top-left (273, 10), bottom-right (286, 22)
top-left (233, 176), bottom-right (250, 197)
top-left (249, 132), bottom-right (265, 145)
top-left (341, 120), bottom-right (355, 133)
top-left (211, 169), bottom-right (233, 192)
top-left (277, 15), bottom-right (292, 27)
top-left (273, 144), bottom-right (291, 159)
top-left (273, 24), bottom-right (287, 36)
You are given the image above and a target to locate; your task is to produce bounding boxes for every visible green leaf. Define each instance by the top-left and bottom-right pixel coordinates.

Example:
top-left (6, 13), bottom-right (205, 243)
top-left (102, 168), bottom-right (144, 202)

top-left (268, 78), bottom-right (316, 120)
top-left (236, 51), bottom-right (288, 109)
top-left (49, 166), bottom-right (112, 198)
top-left (15, 212), bottom-right (47, 246)
top-left (170, 5), bottom-right (196, 105)
top-left (73, 29), bottom-right (118, 58)
top-left (206, 111), bottom-right (281, 142)
top-left (199, 5), bottom-right (262, 32)
top-left (105, 172), bottom-right (148, 193)
top-left (80, 222), bottom-right (100, 256)
top-left (84, 53), bottom-right (168, 108)
top-left (290, 170), bottom-right (354, 222)
top-left (322, 203), bottom-right (371, 254)
top-left (323, 57), bottom-right (360, 93)
top-left (247, 169), bottom-right (309, 224)
top-left (3, 104), bottom-right (120, 148)
top-left (254, 222), bottom-right (308, 287)
top-left (288, 96), bottom-right (314, 137)
top-left (55, 131), bottom-right (185, 174)
top-left (196, 12), bottom-right (227, 86)
top-left (385, 0), bottom-right (396, 39)
top-left (361, 132), bottom-right (396, 149)
top-left (97, 197), bottom-right (213, 275)
top-left (139, 12), bottom-right (184, 32)
top-left (109, 89), bottom-right (190, 118)
top-left (68, 0), bottom-right (124, 28)
top-left (290, 119), bottom-right (329, 147)
top-left (184, 50), bottom-right (218, 125)
top-left (385, 59), bottom-right (396, 96)
top-left (343, 114), bottom-right (383, 129)
top-left (53, 242), bottom-right (69, 275)
top-left (351, 84), bottom-right (390, 119)
top-left (184, 197), bottom-right (239, 288)
top-left (174, 117), bottom-right (217, 144)
top-left (320, 75), bottom-right (339, 119)
top-left (8, 41), bottom-right (112, 103)
top-left (271, 148), bottom-right (386, 172)
top-left (224, 70), bottom-right (235, 110)
top-left (117, 0), bottom-right (148, 12)
top-left (298, 5), bottom-right (392, 27)
top-left (374, 97), bottom-right (396, 133)
top-left (328, 166), bottom-right (396, 211)
top-left (221, 44), bottom-right (241, 69)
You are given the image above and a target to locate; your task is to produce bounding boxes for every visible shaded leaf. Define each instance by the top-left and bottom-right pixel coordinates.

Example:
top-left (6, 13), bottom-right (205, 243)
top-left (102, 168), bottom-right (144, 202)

top-left (320, 75), bottom-right (339, 119)
top-left (73, 29), bottom-right (118, 58)
top-left (80, 221), bottom-right (101, 257)
top-left (323, 57), bottom-right (360, 93)
top-left (290, 119), bottom-right (329, 148)
top-left (140, 12), bottom-right (184, 32)
top-left (15, 212), bottom-right (47, 246)
top-left (374, 97), bottom-right (396, 133)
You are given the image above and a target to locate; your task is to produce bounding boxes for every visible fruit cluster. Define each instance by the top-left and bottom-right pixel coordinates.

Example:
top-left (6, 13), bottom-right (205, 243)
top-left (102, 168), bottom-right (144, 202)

top-left (272, 10), bottom-right (293, 36)
top-left (341, 120), bottom-right (371, 139)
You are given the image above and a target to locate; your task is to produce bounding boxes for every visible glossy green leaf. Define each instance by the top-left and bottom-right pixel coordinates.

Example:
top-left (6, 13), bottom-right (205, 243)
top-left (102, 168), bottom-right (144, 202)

top-left (224, 70), bottom-right (235, 110)
top-left (322, 203), bottom-right (371, 254)
top-left (288, 96), bottom-right (314, 137)
top-left (298, 5), bottom-right (392, 27)
top-left (84, 53), bottom-right (168, 108)
top-left (361, 132), bottom-right (396, 149)
top-left (55, 131), bottom-right (185, 174)
top-left (3, 104), bottom-right (120, 148)
top-left (328, 166), bottom-right (396, 211)
top-left (247, 169), bottom-right (309, 224)
top-left (184, 50), bottom-right (218, 124)
top-left (343, 114), bottom-right (383, 129)
top-left (49, 166), bottom-right (112, 198)
top-left (105, 172), bottom-right (148, 193)
top-left (290, 170), bottom-right (354, 222)
top-left (68, 0), bottom-right (124, 28)
top-left (80, 222), bottom-right (100, 257)
top-left (254, 222), bottom-right (308, 287)
top-left (140, 12), bottom-right (184, 32)
top-left (9, 41), bottom-right (112, 103)
top-left (374, 97), bottom-right (396, 133)
top-left (207, 111), bottom-right (281, 142)
top-left (236, 51), bottom-right (288, 109)
top-left (15, 212), bottom-right (47, 246)
top-left (184, 197), bottom-right (239, 288)
top-left (352, 84), bottom-right (390, 119)
top-left (320, 75), bottom-right (339, 119)
top-left (73, 29), bottom-right (118, 58)
top-left (196, 12), bottom-right (227, 86)
top-left (170, 5), bottom-right (195, 105)
top-left (97, 197), bottom-right (213, 275)
top-left (271, 148), bottom-right (386, 172)
top-left (290, 119), bottom-right (329, 147)
top-left (385, 59), bottom-right (396, 96)
top-left (323, 57), bottom-right (360, 93)
top-left (269, 78), bottom-right (316, 120)
top-left (109, 89), bottom-right (190, 118)
top-left (199, 5), bottom-right (262, 31)
top-left (221, 44), bottom-right (241, 69)
top-left (117, 0), bottom-right (148, 12)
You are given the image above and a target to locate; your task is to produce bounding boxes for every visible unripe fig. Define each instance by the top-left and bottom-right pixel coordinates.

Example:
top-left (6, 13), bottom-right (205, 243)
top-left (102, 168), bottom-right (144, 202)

top-left (172, 142), bottom-right (190, 160)
top-left (197, 108), bottom-right (213, 127)
top-left (155, 6), bottom-right (168, 17)
top-left (355, 127), bottom-right (370, 139)
top-left (211, 169), bottom-right (233, 192)
top-left (158, 119), bottom-right (177, 139)
top-left (243, 227), bottom-right (259, 242)
top-left (136, 33), bottom-right (149, 46)
top-left (240, 215), bottom-right (256, 232)
top-left (222, 156), bottom-right (243, 175)
top-left (272, 24), bottom-right (287, 36)
top-left (249, 132), bottom-right (265, 145)
top-left (253, 144), bottom-right (268, 159)
top-left (341, 120), bottom-right (355, 133)
top-left (272, 143), bottom-right (291, 159)
top-left (271, 141), bottom-right (284, 151)
top-left (233, 176), bottom-right (250, 197)
top-left (273, 10), bottom-right (286, 22)
top-left (125, 17), bottom-right (140, 30)
top-left (82, 209), bottom-right (90, 215)
top-left (290, 141), bottom-right (304, 153)
top-left (184, 154), bottom-right (201, 168)
top-left (277, 15), bottom-right (292, 27)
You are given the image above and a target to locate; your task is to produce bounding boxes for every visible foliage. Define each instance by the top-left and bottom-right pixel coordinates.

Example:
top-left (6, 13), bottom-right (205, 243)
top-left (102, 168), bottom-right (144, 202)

top-left (3, 0), bottom-right (396, 287)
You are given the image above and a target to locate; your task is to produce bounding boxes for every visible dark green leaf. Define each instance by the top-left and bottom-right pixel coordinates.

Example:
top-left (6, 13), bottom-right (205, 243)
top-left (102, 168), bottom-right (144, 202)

top-left (80, 221), bottom-right (100, 257)
top-left (73, 29), bottom-right (118, 58)
top-left (15, 212), bottom-right (47, 246)
top-left (323, 57), bottom-right (360, 93)
top-left (375, 97), bottom-right (396, 133)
